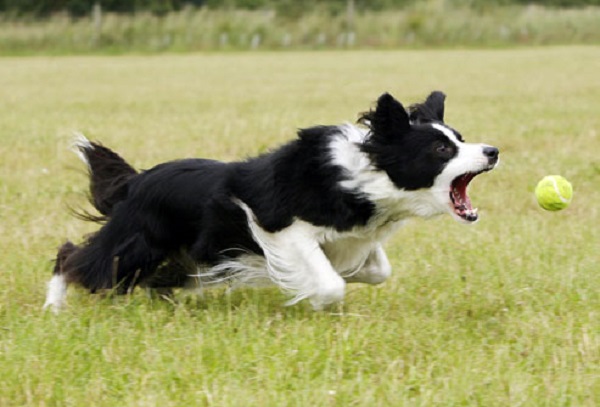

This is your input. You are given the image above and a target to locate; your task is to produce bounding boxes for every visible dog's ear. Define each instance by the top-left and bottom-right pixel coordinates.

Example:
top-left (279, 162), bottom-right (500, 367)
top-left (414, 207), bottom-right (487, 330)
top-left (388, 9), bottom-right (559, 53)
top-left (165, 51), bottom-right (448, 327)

top-left (409, 91), bottom-right (446, 123)
top-left (359, 93), bottom-right (410, 140)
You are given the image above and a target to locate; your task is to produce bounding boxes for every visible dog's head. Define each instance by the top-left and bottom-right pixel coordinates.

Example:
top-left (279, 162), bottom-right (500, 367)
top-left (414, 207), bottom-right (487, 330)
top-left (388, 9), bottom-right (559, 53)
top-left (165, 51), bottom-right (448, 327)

top-left (359, 91), bottom-right (499, 223)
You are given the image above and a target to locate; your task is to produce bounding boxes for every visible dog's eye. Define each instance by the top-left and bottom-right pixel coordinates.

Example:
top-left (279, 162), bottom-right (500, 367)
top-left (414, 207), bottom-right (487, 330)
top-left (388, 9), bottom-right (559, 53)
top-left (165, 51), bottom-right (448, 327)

top-left (436, 144), bottom-right (449, 154)
top-left (434, 143), bottom-right (454, 158)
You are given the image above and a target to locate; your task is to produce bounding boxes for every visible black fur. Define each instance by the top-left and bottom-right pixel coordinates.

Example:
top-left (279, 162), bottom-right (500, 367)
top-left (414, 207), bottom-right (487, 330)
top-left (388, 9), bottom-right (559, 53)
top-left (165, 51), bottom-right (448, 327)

top-left (360, 92), bottom-right (458, 190)
top-left (78, 141), bottom-right (137, 218)
top-left (408, 90), bottom-right (446, 123)
top-left (51, 91), bottom-right (487, 301)
top-left (61, 129), bottom-right (374, 293)
top-left (235, 125), bottom-right (374, 232)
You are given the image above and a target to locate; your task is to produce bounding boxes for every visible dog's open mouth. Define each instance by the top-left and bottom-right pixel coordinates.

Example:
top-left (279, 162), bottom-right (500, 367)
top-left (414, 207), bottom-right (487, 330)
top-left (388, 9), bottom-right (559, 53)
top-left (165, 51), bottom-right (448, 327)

top-left (450, 172), bottom-right (483, 222)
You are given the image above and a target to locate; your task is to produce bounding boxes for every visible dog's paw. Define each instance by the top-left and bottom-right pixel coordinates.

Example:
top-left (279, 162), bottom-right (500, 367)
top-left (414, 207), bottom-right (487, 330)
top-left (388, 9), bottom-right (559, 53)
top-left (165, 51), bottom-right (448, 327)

top-left (309, 277), bottom-right (346, 311)
top-left (43, 275), bottom-right (68, 315)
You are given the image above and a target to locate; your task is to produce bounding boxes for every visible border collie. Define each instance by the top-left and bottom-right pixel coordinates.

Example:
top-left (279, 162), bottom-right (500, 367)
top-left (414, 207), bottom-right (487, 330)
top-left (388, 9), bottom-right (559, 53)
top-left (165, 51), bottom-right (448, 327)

top-left (43, 91), bottom-right (498, 313)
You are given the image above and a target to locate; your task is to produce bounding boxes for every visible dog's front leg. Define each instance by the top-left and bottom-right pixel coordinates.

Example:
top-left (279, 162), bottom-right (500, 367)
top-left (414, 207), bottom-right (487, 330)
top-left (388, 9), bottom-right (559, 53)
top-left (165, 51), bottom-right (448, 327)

top-left (244, 217), bottom-right (346, 310)
top-left (264, 226), bottom-right (346, 310)
top-left (344, 244), bottom-right (392, 285)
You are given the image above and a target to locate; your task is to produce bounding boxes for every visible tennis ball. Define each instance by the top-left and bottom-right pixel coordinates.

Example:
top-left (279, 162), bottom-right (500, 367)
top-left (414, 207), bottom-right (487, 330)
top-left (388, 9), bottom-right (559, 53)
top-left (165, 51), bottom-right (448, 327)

top-left (535, 175), bottom-right (573, 211)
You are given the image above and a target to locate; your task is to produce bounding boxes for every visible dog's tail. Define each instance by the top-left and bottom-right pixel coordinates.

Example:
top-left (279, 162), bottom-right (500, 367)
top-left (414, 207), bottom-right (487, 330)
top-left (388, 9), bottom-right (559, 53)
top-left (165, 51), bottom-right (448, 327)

top-left (71, 133), bottom-right (137, 220)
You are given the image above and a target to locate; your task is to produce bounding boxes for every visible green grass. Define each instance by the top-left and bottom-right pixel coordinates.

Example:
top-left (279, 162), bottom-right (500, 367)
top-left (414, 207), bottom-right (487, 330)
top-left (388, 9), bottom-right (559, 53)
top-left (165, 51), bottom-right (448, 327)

top-left (1, 47), bottom-right (599, 406)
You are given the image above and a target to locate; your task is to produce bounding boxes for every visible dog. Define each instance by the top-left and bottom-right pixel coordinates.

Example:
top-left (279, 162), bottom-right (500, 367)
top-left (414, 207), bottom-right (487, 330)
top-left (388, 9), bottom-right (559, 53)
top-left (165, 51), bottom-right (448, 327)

top-left (43, 91), bottom-right (499, 313)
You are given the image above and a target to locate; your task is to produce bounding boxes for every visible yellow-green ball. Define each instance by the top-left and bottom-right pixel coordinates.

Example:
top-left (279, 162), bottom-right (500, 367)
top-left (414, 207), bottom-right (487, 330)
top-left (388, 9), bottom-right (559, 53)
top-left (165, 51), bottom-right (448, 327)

top-left (535, 175), bottom-right (573, 211)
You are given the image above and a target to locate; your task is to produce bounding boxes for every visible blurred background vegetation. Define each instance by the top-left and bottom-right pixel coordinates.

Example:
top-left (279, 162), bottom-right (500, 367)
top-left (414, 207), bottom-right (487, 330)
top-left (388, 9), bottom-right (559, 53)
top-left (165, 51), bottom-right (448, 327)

top-left (0, 0), bottom-right (599, 53)
top-left (2, 0), bottom-right (600, 17)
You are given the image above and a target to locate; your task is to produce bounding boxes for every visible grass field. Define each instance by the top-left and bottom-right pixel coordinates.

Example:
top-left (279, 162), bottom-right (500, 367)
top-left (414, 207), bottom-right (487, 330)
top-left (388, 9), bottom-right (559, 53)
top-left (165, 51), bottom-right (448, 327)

top-left (0, 47), bottom-right (599, 406)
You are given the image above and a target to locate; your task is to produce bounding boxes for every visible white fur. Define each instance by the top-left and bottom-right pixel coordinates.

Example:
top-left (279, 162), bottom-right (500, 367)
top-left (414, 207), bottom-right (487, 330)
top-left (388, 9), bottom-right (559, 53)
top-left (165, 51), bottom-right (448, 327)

top-left (43, 275), bottom-right (68, 314)
top-left (332, 123), bottom-right (497, 225)
top-left (338, 244), bottom-right (392, 285)
top-left (221, 186), bottom-right (401, 309)
top-left (189, 253), bottom-right (273, 290)
top-left (53, 123), bottom-right (496, 311)
top-left (235, 200), bottom-right (346, 310)
top-left (331, 125), bottom-right (448, 223)
top-left (430, 123), bottom-right (499, 223)
top-left (71, 132), bottom-right (93, 169)
top-left (202, 123), bottom-right (495, 309)
top-left (187, 235), bottom-right (394, 306)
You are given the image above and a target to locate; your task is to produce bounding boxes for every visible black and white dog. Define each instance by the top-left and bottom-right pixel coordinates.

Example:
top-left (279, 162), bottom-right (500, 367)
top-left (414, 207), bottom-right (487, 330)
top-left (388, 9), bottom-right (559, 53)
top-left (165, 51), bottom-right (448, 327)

top-left (44, 92), bottom-right (499, 313)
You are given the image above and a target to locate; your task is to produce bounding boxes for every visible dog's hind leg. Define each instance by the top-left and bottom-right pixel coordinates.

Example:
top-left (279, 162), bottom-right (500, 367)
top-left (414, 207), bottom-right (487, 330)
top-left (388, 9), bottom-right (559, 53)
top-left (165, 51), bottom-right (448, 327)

top-left (43, 241), bottom-right (78, 314)
top-left (99, 232), bottom-right (169, 295)
top-left (44, 227), bottom-right (169, 314)
top-left (141, 257), bottom-right (194, 299)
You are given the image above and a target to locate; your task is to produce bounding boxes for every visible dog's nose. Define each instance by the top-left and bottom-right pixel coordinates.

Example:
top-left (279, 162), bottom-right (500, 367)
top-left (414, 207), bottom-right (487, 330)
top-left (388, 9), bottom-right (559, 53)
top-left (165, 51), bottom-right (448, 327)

top-left (483, 146), bottom-right (499, 164)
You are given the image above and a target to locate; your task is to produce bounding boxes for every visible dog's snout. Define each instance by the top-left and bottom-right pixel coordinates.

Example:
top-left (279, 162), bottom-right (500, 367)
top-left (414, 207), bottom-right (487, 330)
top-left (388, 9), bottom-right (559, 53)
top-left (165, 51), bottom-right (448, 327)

top-left (483, 146), bottom-right (499, 164)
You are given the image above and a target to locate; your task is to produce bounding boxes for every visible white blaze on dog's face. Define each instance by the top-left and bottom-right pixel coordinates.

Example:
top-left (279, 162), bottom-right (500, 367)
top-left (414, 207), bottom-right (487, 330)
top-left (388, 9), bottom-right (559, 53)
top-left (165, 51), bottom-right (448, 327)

top-left (358, 91), bottom-right (499, 224)
top-left (429, 123), bottom-right (499, 223)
